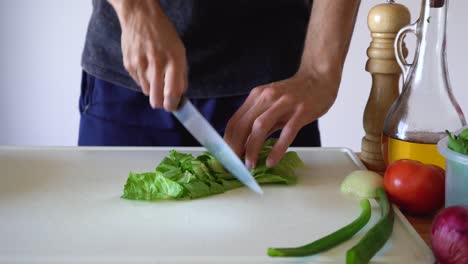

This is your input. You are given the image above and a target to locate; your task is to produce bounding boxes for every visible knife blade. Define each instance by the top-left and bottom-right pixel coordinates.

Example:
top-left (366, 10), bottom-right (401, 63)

top-left (173, 98), bottom-right (263, 194)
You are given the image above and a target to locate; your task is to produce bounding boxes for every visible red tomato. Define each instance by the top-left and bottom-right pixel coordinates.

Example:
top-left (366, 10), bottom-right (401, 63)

top-left (384, 159), bottom-right (445, 215)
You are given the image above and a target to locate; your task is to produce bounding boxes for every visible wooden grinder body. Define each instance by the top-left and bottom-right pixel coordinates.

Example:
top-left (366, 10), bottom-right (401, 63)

top-left (361, 1), bottom-right (411, 172)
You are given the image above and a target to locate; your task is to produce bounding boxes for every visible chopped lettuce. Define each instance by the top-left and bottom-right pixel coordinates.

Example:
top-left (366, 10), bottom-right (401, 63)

top-left (122, 139), bottom-right (304, 201)
top-left (122, 172), bottom-right (185, 200)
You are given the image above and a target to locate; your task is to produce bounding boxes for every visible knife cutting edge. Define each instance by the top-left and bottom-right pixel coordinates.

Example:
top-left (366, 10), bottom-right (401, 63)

top-left (173, 97), bottom-right (263, 194)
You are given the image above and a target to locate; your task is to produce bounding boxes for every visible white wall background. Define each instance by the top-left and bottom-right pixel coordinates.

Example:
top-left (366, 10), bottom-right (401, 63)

top-left (1, 0), bottom-right (467, 150)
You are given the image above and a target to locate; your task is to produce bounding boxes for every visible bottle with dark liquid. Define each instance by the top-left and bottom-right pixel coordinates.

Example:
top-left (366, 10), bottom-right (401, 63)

top-left (382, 0), bottom-right (466, 168)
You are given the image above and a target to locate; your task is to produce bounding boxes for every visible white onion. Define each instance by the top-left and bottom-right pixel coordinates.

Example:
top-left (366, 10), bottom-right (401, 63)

top-left (340, 170), bottom-right (383, 199)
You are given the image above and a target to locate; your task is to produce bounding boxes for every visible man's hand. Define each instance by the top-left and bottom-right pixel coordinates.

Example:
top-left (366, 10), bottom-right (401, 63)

top-left (108, 0), bottom-right (187, 111)
top-left (224, 0), bottom-right (360, 169)
top-left (224, 70), bottom-right (340, 169)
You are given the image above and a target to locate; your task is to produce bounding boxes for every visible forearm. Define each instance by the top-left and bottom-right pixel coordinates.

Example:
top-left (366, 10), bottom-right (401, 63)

top-left (299, 0), bottom-right (361, 78)
top-left (107, 0), bottom-right (164, 25)
top-left (226, 1), bottom-right (361, 166)
top-left (106, 0), bottom-right (187, 111)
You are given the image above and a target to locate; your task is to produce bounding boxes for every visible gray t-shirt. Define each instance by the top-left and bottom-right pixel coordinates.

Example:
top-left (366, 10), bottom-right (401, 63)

top-left (81, 0), bottom-right (312, 98)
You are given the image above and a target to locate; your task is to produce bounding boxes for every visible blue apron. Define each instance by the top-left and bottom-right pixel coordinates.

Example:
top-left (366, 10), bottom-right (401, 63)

top-left (78, 72), bottom-right (321, 147)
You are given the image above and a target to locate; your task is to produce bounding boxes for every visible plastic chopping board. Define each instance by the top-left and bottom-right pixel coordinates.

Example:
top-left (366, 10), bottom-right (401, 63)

top-left (0, 147), bottom-right (434, 263)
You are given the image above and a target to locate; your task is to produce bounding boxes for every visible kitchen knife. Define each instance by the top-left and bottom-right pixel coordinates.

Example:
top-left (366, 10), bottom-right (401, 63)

top-left (173, 97), bottom-right (263, 194)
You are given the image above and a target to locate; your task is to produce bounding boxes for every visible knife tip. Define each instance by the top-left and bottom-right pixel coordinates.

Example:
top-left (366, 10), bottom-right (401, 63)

top-left (249, 182), bottom-right (264, 195)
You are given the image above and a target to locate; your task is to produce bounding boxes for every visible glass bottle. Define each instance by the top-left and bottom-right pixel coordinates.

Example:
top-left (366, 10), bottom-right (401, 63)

top-left (382, 0), bottom-right (466, 169)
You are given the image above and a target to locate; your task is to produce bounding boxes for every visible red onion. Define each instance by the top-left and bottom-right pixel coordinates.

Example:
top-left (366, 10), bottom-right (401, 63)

top-left (430, 206), bottom-right (468, 264)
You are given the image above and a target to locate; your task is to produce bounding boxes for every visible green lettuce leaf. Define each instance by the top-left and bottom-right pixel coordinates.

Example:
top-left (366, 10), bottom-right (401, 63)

top-left (459, 128), bottom-right (468, 141)
top-left (122, 172), bottom-right (186, 200)
top-left (221, 179), bottom-right (245, 191)
top-left (446, 129), bottom-right (468, 155)
top-left (121, 139), bottom-right (304, 201)
top-left (269, 151), bottom-right (304, 179)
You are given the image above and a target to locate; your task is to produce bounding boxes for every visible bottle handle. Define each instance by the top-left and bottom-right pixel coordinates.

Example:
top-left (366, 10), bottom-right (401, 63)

top-left (394, 22), bottom-right (418, 81)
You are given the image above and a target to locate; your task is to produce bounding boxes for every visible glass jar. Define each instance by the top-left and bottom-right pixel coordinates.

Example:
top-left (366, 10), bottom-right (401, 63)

top-left (382, 0), bottom-right (466, 168)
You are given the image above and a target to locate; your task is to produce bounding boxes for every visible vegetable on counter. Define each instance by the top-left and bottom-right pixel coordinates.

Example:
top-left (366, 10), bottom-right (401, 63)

top-left (268, 174), bottom-right (395, 262)
top-left (267, 199), bottom-right (372, 257)
top-left (430, 206), bottom-right (468, 264)
top-left (121, 139), bottom-right (303, 201)
top-left (346, 188), bottom-right (394, 264)
top-left (384, 159), bottom-right (445, 215)
top-left (340, 170), bottom-right (383, 199)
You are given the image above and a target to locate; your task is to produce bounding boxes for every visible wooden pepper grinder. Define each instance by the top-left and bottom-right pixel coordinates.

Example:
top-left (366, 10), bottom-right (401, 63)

top-left (361, 0), bottom-right (410, 172)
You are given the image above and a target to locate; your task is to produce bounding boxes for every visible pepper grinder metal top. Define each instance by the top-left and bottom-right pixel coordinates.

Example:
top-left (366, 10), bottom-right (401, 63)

top-left (360, 0), bottom-right (410, 172)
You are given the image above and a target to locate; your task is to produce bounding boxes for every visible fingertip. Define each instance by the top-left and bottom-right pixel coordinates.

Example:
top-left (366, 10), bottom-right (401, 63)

top-left (245, 159), bottom-right (254, 170)
top-left (267, 142), bottom-right (287, 168)
top-left (164, 96), bottom-right (181, 112)
top-left (149, 92), bottom-right (162, 109)
top-left (149, 87), bottom-right (163, 109)
top-left (245, 148), bottom-right (262, 170)
top-left (149, 97), bottom-right (157, 109)
top-left (266, 157), bottom-right (276, 168)
top-left (266, 149), bottom-right (283, 167)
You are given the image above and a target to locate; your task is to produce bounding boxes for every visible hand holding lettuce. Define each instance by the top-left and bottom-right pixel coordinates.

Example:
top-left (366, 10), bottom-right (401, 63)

top-left (121, 139), bottom-right (303, 201)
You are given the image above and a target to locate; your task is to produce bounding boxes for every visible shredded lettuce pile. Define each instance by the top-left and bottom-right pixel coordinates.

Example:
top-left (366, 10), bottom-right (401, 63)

top-left (122, 139), bottom-right (303, 201)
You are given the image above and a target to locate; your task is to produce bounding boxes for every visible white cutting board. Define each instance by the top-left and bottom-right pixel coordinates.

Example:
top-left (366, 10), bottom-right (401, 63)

top-left (0, 147), bottom-right (434, 263)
